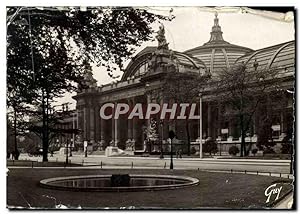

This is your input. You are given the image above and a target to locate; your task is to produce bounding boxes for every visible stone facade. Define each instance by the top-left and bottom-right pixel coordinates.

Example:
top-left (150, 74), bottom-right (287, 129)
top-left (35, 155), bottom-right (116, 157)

top-left (72, 15), bottom-right (294, 154)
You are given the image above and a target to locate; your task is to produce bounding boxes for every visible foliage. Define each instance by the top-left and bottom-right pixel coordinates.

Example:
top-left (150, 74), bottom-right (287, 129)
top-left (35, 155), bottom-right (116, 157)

top-left (256, 116), bottom-right (276, 150)
top-left (162, 72), bottom-right (210, 155)
top-left (214, 63), bottom-right (283, 157)
top-left (251, 148), bottom-right (258, 156)
top-left (281, 133), bottom-right (293, 154)
top-left (190, 147), bottom-right (196, 155)
top-left (7, 7), bottom-right (167, 161)
top-left (228, 145), bottom-right (239, 156)
top-left (203, 138), bottom-right (218, 155)
top-left (263, 147), bottom-right (275, 155)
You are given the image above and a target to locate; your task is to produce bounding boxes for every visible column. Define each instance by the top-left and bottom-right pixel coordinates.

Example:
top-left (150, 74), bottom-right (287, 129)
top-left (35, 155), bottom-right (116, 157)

top-left (280, 111), bottom-right (287, 137)
top-left (95, 105), bottom-right (100, 144)
top-left (127, 99), bottom-right (133, 140)
top-left (126, 99), bottom-right (133, 150)
top-left (207, 102), bottom-right (212, 138)
top-left (90, 106), bottom-right (95, 145)
top-left (100, 116), bottom-right (106, 146)
top-left (114, 102), bottom-right (118, 147)
top-left (83, 106), bottom-right (88, 141)
top-left (280, 94), bottom-right (288, 138)
top-left (132, 97), bottom-right (139, 149)
top-left (217, 102), bottom-right (222, 139)
top-left (146, 93), bottom-right (151, 129)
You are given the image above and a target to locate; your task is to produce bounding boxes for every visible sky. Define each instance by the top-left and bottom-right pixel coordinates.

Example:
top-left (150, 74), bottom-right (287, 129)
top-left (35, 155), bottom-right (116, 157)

top-left (57, 7), bottom-right (295, 109)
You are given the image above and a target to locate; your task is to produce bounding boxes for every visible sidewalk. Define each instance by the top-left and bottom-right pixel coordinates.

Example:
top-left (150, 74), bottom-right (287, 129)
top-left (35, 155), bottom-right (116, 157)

top-left (84, 154), bottom-right (291, 164)
top-left (274, 193), bottom-right (294, 209)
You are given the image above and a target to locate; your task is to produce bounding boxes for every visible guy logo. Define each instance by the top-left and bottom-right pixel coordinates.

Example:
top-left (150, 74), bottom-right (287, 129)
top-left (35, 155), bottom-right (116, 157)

top-left (264, 183), bottom-right (282, 203)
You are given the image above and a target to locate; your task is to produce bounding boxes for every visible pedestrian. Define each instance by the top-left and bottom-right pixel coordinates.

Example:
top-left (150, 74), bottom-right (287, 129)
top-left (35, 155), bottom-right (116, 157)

top-left (7, 152), bottom-right (10, 159)
top-left (179, 149), bottom-right (182, 159)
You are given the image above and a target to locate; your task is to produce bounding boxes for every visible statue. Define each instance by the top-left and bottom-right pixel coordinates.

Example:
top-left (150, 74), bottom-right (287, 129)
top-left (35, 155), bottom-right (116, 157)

top-left (155, 24), bottom-right (169, 50)
top-left (77, 60), bottom-right (97, 91)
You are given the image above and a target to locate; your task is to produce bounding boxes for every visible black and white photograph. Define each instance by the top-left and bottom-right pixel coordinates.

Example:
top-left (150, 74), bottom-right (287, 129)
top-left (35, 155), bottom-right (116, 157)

top-left (6, 6), bottom-right (295, 210)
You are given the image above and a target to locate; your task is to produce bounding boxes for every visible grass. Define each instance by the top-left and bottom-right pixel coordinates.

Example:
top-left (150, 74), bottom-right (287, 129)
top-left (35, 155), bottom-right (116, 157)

top-left (7, 168), bottom-right (292, 209)
top-left (7, 160), bottom-right (81, 167)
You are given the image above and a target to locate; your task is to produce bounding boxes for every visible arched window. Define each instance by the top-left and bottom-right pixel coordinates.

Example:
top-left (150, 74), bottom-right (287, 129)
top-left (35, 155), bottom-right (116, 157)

top-left (134, 61), bottom-right (149, 77)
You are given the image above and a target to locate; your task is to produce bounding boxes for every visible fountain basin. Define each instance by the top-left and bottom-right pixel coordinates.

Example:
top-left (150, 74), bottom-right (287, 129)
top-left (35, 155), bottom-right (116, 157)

top-left (40, 174), bottom-right (199, 192)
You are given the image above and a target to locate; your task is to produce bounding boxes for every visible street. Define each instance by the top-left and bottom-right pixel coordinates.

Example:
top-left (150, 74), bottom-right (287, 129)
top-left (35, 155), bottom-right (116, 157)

top-left (17, 153), bottom-right (291, 174)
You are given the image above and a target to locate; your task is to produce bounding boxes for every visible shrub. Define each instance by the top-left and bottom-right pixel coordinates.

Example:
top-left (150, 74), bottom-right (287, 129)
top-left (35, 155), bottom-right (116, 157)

top-left (281, 136), bottom-right (293, 154)
top-left (263, 147), bottom-right (275, 154)
top-left (281, 142), bottom-right (292, 154)
top-left (228, 146), bottom-right (239, 156)
top-left (251, 148), bottom-right (258, 156)
top-left (203, 139), bottom-right (218, 155)
top-left (190, 147), bottom-right (196, 155)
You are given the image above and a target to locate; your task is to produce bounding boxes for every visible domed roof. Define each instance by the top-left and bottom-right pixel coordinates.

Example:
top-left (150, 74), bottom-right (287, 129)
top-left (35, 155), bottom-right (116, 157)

top-left (235, 41), bottom-right (295, 76)
top-left (184, 13), bottom-right (253, 76)
top-left (121, 47), bottom-right (207, 81)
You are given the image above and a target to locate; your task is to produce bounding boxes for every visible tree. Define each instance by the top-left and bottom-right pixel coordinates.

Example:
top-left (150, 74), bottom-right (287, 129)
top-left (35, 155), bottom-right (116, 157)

top-left (7, 7), bottom-right (168, 161)
top-left (162, 72), bottom-right (209, 156)
top-left (202, 138), bottom-right (218, 156)
top-left (214, 63), bottom-right (282, 157)
top-left (228, 145), bottom-right (239, 156)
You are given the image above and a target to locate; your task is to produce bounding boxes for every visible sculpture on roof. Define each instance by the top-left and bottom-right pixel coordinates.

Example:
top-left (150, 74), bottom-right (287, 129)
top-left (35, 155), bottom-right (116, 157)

top-left (78, 60), bottom-right (97, 91)
top-left (155, 23), bottom-right (169, 50)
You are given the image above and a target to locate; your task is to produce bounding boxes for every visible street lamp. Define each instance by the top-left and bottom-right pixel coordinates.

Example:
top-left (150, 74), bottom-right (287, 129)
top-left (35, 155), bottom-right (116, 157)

top-left (199, 93), bottom-right (203, 159)
top-left (169, 130), bottom-right (175, 169)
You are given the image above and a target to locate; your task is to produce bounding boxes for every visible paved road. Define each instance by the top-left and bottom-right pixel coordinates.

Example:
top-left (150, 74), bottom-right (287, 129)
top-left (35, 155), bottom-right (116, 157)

top-left (17, 153), bottom-right (291, 174)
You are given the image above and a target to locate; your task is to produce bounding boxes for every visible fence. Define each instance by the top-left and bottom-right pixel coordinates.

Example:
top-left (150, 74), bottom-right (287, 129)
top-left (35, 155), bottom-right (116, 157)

top-left (7, 159), bottom-right (293, 179)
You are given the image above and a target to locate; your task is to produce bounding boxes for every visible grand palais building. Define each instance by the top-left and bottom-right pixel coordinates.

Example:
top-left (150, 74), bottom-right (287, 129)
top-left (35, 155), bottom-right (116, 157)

top-left (68, 14), bottom-right (294, 155)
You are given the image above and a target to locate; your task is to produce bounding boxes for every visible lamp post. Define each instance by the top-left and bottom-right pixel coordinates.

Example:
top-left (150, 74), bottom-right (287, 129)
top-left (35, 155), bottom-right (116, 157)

top-left (169, 130), bottom-right (175, 169)
top-left (199, 93), bottom-right (203, 159)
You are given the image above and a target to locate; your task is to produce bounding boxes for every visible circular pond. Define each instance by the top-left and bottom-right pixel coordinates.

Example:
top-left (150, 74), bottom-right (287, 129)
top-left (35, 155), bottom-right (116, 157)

top-left (40, 174), bottom-right (199, 192)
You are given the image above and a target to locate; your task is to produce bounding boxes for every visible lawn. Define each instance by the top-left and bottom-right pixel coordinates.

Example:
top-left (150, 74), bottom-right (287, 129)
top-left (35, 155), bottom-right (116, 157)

top-left (7, 160), bottom-right (81, 167)
top-left (7, 168), bottom-right (292, 209)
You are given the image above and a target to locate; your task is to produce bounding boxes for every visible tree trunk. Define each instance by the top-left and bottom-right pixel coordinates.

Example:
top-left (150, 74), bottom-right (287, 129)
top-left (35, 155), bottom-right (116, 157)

top-left (42, 91), bottom-right (48, 162)
top-left (240, 114), bottom-right (245, 157)
top-left (13, 108), bottom-right (19, 160)
top-left (185, 119), bottom-right (190, 156)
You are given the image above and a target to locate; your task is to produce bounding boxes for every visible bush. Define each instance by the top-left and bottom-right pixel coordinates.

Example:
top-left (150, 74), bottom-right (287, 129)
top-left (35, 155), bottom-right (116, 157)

top-left (281, 136), bottom-right (293, 154)
top-left (263, 147), bottom-right (275, 154)
top-left (190, 147), bottom-right (196, 155)
top-left (203, 139), bottom-right (218, 155)
top-left (251, 148), bottom-right (258, 156)
top-left (228, 146), bottom-right (239, 156)
top-left (281, 142), bottom-right (292, 154)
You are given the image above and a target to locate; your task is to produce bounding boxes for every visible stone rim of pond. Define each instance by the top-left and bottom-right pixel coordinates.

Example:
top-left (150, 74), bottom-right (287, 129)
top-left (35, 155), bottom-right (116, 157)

top-left (40, 174), bottom-right (199, 192)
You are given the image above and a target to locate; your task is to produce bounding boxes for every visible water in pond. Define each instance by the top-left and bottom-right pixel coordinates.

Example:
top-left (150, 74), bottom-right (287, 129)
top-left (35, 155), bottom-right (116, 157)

top-left (49, 178), bottom-right (186, 188)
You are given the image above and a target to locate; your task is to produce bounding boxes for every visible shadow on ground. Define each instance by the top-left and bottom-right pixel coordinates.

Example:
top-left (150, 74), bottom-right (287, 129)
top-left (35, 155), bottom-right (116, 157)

top-left (7, 168), bottom-right (292, 209)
